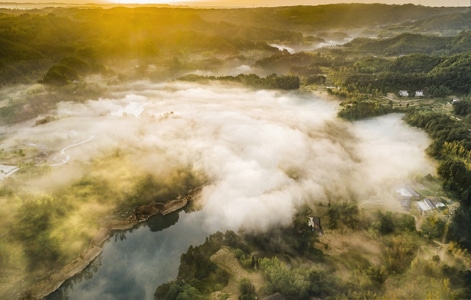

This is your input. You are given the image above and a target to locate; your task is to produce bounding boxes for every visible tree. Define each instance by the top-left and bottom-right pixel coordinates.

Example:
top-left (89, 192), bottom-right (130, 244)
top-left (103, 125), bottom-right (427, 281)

top-left (327, 201), bottom-right (360, 230)
top-left (41, 64), bottom-right (78, 85)
top-left (154, 281), bottom-right (205, 300)
top-left (420, 212), bottom-right (446, 240)
top-left (260, 257), bottom-right (311, 300)
top-left (239, 278), bottom-right (256, 300)
top-left (437, 159), bottom-right (471, 204)
top-left (377, 211), bottom-right (395, 235)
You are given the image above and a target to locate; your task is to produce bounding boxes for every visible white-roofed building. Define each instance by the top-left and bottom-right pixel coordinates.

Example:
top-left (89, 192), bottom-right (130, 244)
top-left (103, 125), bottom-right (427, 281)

top-left (417, 198), bottom-right (446, 215)
top-left (396, 185), bottom-right (420, 211)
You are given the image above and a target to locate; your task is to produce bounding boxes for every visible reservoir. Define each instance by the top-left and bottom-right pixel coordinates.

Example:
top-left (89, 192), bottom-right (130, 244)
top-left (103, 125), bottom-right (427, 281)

top-left (47, 209), bottom-right (215, 300)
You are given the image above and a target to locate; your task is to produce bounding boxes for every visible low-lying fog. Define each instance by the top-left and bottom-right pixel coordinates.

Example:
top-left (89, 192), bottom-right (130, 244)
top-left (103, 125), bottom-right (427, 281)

top-left (5, 81), bottom-right (434, 232)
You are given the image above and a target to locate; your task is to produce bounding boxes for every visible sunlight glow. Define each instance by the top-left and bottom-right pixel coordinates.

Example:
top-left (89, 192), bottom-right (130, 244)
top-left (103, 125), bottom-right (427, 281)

top-left (105, 0), bottom-right (470, 7)
top-left (110, 0), bottom-right (197, 4)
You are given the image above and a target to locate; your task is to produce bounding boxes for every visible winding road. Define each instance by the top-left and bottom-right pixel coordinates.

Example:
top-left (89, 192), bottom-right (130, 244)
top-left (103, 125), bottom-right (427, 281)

top-left (0, 165), bottom-right (19, 179)
top-left (49, 135), bottom-right (95, 167)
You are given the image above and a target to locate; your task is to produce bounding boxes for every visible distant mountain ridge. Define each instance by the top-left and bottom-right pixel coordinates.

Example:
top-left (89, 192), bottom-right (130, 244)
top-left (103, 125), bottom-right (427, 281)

top-left (0, 3), bottom-right (470, 85)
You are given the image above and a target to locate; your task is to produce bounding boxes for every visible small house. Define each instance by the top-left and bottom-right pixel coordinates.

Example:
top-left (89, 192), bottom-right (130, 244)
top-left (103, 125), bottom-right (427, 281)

top-left (399, 90), bottom-right (409, 97)
top-left (308, 216), bottom-right (324, 236)
top-left (415, 90), bottom-right (424, 97)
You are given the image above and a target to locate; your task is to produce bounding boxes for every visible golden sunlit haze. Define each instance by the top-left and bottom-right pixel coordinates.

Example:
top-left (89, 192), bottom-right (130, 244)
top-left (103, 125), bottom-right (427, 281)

top-left (106, 0), bottom-right (471, 7)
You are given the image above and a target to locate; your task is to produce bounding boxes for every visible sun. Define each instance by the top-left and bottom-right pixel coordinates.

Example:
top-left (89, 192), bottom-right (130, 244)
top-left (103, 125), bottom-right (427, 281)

top-left (109, 0), bottom-right (196, 4)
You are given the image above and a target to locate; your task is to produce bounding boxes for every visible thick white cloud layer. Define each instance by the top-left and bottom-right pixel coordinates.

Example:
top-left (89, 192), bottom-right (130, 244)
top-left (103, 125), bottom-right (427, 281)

top-left (5, 81), bottom-right (434, 232)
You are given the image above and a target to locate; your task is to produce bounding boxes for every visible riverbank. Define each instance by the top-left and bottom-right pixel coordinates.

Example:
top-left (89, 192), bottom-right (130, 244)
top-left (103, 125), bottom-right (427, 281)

top-left (23, 187), bottom-right (201, 299)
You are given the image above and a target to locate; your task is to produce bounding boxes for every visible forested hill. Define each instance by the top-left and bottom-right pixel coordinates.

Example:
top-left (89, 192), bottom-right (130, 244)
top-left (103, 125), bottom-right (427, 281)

top-left (345, 31), bottom-right (471, 56)
top-left (385, 10), bottom-right (471, 34)
top-left (198, 4), bottom-right (467, 31)
top-left (0, 4), bottom-right (469, 85)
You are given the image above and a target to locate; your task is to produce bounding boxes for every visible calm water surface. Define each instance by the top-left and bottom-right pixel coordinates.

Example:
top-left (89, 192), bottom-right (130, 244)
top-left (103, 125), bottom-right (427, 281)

top-left (48, 210), bottom-right (213, 300)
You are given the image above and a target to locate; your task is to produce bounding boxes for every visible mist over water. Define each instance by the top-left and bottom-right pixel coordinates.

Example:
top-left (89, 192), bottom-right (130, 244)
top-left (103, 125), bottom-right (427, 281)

top-left (6, 81), bottom-right (433, 233)
top-left (0, 80), bottom-right (437, 299)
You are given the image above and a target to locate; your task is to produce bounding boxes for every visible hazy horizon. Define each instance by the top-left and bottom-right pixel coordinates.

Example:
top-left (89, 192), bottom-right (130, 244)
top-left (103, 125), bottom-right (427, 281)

top-left (2, 0), bottom-right (470, 7)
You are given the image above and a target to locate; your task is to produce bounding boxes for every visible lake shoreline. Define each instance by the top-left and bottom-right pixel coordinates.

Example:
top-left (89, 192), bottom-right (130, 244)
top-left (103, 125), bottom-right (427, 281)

top-left (24, 187), bottom-right (201, 300)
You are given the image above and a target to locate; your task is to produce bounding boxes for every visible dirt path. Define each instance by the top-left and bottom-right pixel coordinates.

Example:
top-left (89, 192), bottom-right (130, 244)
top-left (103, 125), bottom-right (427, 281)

top-left (210, 246), bottom-right (265, 300)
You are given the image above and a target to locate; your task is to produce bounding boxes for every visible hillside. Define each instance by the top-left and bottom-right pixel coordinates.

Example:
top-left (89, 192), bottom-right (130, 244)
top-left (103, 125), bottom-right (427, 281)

top-left (1, 4), bottom-right (471, 300)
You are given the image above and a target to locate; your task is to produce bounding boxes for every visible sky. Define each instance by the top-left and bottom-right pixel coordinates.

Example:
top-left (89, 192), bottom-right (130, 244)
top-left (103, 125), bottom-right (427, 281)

top-left (5, 0), bottom-right (470, 7)
top-left (167, 0), bottom-right (470, 6)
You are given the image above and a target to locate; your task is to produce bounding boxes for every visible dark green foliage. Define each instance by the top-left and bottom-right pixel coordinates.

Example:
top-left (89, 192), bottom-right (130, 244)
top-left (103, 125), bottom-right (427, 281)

top-left (420, 213), bottom-right (447, 240)
top-left (353, 56), bottom-right (391, 74)
top-left (404, 109), bottom-right (471, 251)
top-left (41, 64), bottom-right (78, 85)
top-left (239, 278), bottom-right (256, 300)
top-left (260, 257), bottom-right (311, 300)
top-left (259, 257), bottom-right (339, 300)
top-left (453, 100), bottom-right (471, 116)
top-left (333, 41), bottom-right (471, 97)
top-left (244, 225), bottom-right (322, 260)
top-left (154, 281), bottom-right (206, 300)
top-left (400, 11), bottom-right (471, 34)
top-left (345, 33), bottom-right (451, 56)
top-left (327, 201), bottom-right (361, 230)
top-left (338, 101), bottom-right (396, 120)
top-left (449, 30), bottom-right (471, 53)
top-left (158, 232), bottom-right (229, 296)
top-left (427, 85), bottom-right (452, 98)
top-left (223, 230), bottom-right (249, 253)
top-left (404, 111), bottom-right (469, 156)
top-left (304, 75), bottom-right (326, 85)
top-left (58, 56), bottom-right (91, 73)
top-left (256, 51), bottom-right (328, 74)
top-left (266, 74), bottom-right (300, 90)
top-left (0, 37), bottom-right (44, 62)
top-left (308, 270), bottom-right (331, 298)
top-left (389, 54), bottom-right (442, 73)
top-left (404, 111), bottom-right (471, 203)
top-left (179, 245), bottom-right (220, 284)
top-left (376, 211), bottom-right (395, 235)
top-left (204, 4), bottom-right (464, 32)
top-left (449, 268), bottom-right (471, 299)
top-left (40, 55), bottom-right (102, 86)
top-left (374, 211), bottom-right (417, 235)
top-left (448, 207), bottom-right (471, 251)
top-left (0, 5), bottom-right (468, 97)
top-left (428, 53), bottom-right (471, 95)
top-left (437, 159), bottom-right (471, 204)
top-left (157, 223), bottom-right (325, 299)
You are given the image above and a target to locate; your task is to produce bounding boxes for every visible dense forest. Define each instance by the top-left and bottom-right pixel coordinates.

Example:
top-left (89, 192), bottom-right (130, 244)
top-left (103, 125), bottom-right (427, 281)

top-left (1, 3), bottom-right (471, 300)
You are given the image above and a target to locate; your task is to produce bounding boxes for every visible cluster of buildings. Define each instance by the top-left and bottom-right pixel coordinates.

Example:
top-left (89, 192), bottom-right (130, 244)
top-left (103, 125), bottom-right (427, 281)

top-left (398, 90), bottom-right (424, 97)
top-left (417, 197), bottom-right (446, 214)
top-left (396, 185), bottom-right (447, 215)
